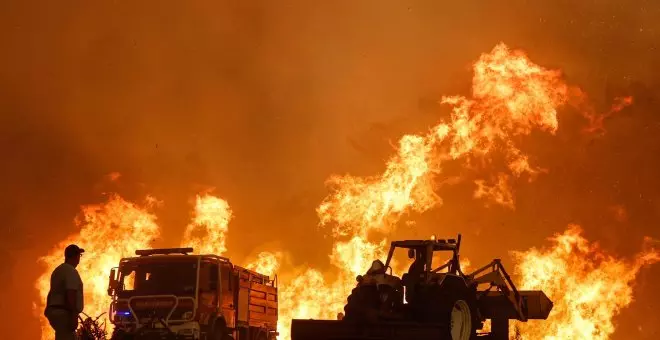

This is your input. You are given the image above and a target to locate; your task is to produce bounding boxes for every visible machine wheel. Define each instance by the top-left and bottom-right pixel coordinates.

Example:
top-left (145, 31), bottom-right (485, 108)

top-left (110, 329), bottom-right (132, 340)
top-left (450, 299), bottom-right (474, 340)
top-left (342, 285), bottom-right (380, 323)
top-left (210, 324), bottom-right (234, 340)
top-left (429, 275), bottom-right (479, 340)
top-left (255, 330), bottom-right (268, 340)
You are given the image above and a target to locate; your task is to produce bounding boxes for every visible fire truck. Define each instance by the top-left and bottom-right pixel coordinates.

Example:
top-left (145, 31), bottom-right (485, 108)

top-left (106, 247), bottom-right (278, 340)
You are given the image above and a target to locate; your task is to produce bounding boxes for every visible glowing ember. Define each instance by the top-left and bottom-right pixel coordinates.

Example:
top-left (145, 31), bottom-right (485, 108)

top-left (181, 193), bottom-right (233, 255)
top-left (35, 194), bottom-right (160, 340)
top-left (513, 225), bottom-right (660, 339)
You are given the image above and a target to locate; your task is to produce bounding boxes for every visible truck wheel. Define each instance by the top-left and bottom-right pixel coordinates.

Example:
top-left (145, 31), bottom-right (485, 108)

top-left (110, 329), bottom-right (132, 340)
top-left (211, 326), bottom-right (234, 340)
top-left (343, 285), bottom-right (380, 323)
top-left (256, 331), bottom-right (267, 340)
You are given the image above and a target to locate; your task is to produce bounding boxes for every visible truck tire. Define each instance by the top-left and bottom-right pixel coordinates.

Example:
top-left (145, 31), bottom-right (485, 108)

top-left (342, 285), bottom-right (380, 323)
top-left (210, 324), bottom-right (234, 340)
top-left (110, 329), bottom-right (132, 340)
top-left (255, 330), bottom-right (268, 340)
top-left (429, 275), bottom-right (479, 340)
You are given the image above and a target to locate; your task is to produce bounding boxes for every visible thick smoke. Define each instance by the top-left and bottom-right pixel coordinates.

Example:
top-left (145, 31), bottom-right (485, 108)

top-left (1, 1), bottom-right (659, 338)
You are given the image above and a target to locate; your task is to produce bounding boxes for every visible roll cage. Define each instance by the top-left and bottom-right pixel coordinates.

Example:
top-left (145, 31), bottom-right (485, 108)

top-left (383, 235), bottom-right (464, 281)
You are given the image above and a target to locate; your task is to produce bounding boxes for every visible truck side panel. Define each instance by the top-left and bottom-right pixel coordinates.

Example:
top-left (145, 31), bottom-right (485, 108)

top-left (237, 287), bottom-right (250, 322)
top-left (234, 267), bottom-right (278, 331)
top-left (247, 282), bottom-right (277, 327)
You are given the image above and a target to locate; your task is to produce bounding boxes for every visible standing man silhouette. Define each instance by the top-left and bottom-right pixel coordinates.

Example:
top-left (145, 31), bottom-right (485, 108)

top-left (44, 244), bottom-right (85, 340)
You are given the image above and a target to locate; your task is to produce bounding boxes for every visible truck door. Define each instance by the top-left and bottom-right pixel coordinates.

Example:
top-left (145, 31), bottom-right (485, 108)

top-left (199, 261), bottom-right (219, 326)
top-left (220, 263), bottom-right (236, 328)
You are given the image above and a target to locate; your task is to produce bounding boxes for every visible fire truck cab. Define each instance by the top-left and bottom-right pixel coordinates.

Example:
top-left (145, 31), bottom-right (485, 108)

top-left (107, 247), bottom-right (278, 340)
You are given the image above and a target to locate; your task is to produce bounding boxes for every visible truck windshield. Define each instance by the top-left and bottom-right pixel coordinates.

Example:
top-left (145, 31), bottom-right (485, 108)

top-left (117, 260), bottom-right (198, 297)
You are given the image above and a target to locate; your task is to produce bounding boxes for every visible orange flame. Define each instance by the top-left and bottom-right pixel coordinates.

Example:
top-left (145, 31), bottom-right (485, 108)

top-left (35, 194), bottom-right (160, 339)
top-left (579, 94), bottom-right (634, 135)
top-left (181, 194), bottom-right (233, 255)
top-left (246, 251), bottom-right (282, 278)
top-left (513, 225), bottom-right (660, 339)
top-left (277, 268), bottom-right (347, 340)
top-left (246, 251), bottom-right (299, 340)
top-left (318, 43), bottom-right (572, 238)
top-left (474, 173), bottom-right (515, 209)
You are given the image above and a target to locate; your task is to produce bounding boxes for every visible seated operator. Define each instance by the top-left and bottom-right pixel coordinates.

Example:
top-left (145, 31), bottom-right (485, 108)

top-left (404, 249), bottom-right (426, 302)
top-left (408, 249), bottom-right (426, 278)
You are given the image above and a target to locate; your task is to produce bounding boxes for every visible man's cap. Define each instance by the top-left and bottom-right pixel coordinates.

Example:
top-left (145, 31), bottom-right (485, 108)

top-left (64, 244), bottom-right (85, 258)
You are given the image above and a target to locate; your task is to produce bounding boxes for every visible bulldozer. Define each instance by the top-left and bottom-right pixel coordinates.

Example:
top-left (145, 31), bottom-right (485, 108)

top-left (291, 235), bottom-right (553, 340)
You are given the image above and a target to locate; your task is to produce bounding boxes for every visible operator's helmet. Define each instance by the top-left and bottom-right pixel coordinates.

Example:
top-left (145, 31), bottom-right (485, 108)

top-left (366, 259), bottom-right (386, 275)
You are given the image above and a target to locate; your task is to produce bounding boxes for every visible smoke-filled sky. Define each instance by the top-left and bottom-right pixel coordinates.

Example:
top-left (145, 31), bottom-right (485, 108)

top-left (1, 1), bottom-right (659, 338)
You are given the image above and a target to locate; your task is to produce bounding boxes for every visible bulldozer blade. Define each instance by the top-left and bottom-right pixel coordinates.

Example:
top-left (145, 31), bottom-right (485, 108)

top-left (478, 290), bottom-right (553, 320)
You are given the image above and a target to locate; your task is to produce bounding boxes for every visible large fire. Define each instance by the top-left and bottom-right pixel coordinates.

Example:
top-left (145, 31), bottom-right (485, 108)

top-left (35, 194), bottom-right (160, 339)
top-left (513, 225), bottom-right (659, 339)
top-left (35, 193), bottom-right (230, 340)
top-left (35, 42), bottom-right (649, 340)
top-left (293, 44), bottom-right (579, 337)
top-left (181, 194), bottom-right (233, 255)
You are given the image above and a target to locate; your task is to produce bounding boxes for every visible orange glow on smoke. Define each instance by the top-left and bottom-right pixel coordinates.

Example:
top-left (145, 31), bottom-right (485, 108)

top-left (35, 195), bottom-right (160, 340)
top-left (513, 225), bottom-right (659, 339)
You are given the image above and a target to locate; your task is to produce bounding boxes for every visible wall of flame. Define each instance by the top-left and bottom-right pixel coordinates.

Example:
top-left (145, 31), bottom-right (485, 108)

top-left (34, 44), bottom-right (658, 340)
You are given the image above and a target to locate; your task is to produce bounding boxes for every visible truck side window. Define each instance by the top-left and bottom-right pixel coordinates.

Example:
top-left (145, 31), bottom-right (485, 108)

top-left (221, 264), bottom-right (231, 292)
top-left (210, 263), bottom-right (219, 290)
top-left (199, 262), bottom-right (211, 292)
top-left (200, 262), bottom-right (220, 291)
top-left (123, 271), bottom-right (136, 291)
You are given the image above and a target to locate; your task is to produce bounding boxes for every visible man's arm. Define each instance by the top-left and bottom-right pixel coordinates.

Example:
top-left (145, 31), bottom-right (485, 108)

top-left (66, 289), bottom-right (77, 312)
top-left (64, 268), bottom-right (80, 331)
top-left (64, 269), bottom-right (80, 311)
